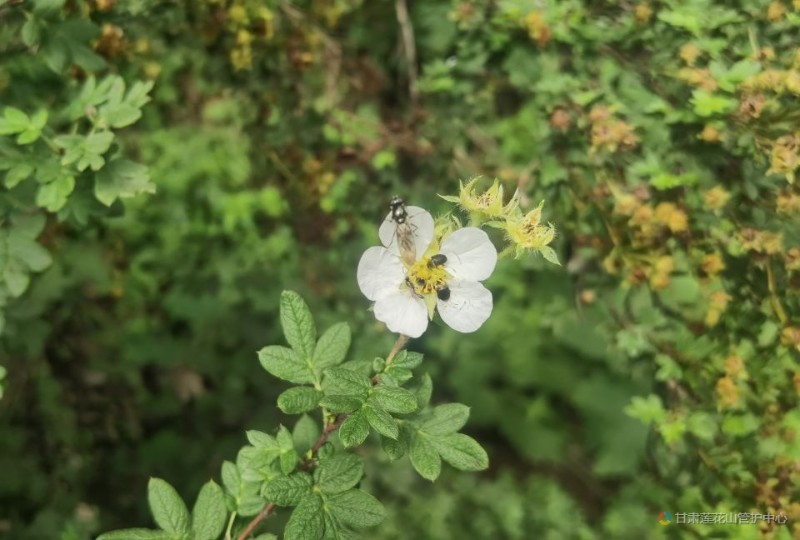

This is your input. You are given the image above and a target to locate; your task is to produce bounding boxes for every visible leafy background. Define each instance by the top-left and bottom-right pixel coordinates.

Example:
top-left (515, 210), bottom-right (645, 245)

top-left (1, 0), bottom-right (799, 539)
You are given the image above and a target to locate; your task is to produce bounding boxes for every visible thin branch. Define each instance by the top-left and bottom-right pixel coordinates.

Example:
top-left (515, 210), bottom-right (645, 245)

top-left (236, 503), bottom-right (276, 540)
top-left (394, 0), bottom-right (418, 105)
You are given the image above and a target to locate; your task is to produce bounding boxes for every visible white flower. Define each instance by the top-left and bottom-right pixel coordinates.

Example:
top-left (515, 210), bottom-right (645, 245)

top-left (357, 207), bottom-right (497, 338)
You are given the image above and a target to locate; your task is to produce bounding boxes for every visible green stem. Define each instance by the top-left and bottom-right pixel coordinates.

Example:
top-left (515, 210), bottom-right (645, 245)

top-left (224, 511), bottom-right (237, 540)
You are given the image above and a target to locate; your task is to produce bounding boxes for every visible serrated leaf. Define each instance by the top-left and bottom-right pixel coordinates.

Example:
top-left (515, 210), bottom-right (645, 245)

top-left (419, 404), bottom-right (470, 435)
top-left (314, 322), bottom-right (350, 369)
top-left (409, 434), bottom-right (440, 481)
top-left (338, 410), bottom-right (369, 448)
top-left (323, 368), bottom-right (370, 398)
top-left (389, 351), bottom-right (423, 369)
top-left (147, 478), bottom-right (191, 535)
top-left (319, 395), bottom-right (363, 414)
top-left (284, 493), bottom-right (325, 540)
top-left (258, 346), bottom-right (314, 384)
top-left (430, 433), bottom-right (488, 471)
top-left (95, 159), bottom-right (155, 206)
top-left (326, 490), bottom-right (385, 528)
top-left (264, 472), bottom-right (312, 506)
top-left (96, 530), bottom-right (173, 540)
top-left (314, 454), bottom-right (363, 494)
top-left (364, 405), bottom-right (398, 440)
top-left (280, 291), bottom-right (317, 361)
top-left (278, 387), bottom-right (322, 414)
top-left (371, 386), bottom-right (417, 414)
top-left (191, 480), bottom-right (227, 540)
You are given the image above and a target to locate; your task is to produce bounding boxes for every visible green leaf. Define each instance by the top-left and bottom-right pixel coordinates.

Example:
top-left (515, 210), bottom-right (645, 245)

top-left (277, 425), bottom-right (299, 474)
top-left (36, 175), bottom-right (75, 212)
top-left (319, 395), bottom-right (364, 414)
top-left (293, 414), bottom-right (320, 454)
top-left (364, 405), bottom-right (398, 440)
top-left (280, 291), bottom-right (317, 361)
top-left (314, 454), bottom-right (363, 494)
top-left (85, 131), bottom-right (114, 154)
top-left (147, 478), bottom-right (191, 535)
top-left (191, 480), bottom-right (227, 540)
top-left (246, 430), bottom-right (279, 450)
top-left (323, 368), bottom-right (370, 398)
top-left (691, 90), bottom-right (736, 117)
top-left (22, 19), bottom-right (42, 47)
top-left (409, 434), bottom-right (440, 481)
top-left (389, 351), bottom-right (423, 370)
top-left (278, 387), bottom-right (322, 414)
top-left (258, 346), bottom-right (314, 384)
top-left (4, 262), bottom-right (30, 297)
top-left (284, 493), bottom-right (325, 540)
top-left (5, 164), bottom-right (34, 188)
top-left (539, 246), bottom-right (561, 266)
top-left (95, 159), bottom-right (155, 206)
top-left (381, 435), bottom-right (405, 460)
top-left (430, 433), bottom-right (489, 471)
top-left (338, 410), bottom-right (369, 448)
top-left (414, 374), bottom-right (433, 409)
top-left (326, 489), bottom-right (385, 528)
top-left (8, 235), bottom-right (51, 272)
top-left (264, 472), bottom-right (312, 506)
top-left (371, 386), bottom-right (417, 414)
top-left (96, 530), bottom-right (173, 540)
top-left (0, 107), bottom-right (29, 134)
top-left (314, 322), bottom-right (351, 369)
top-left (419, 404), bottom-right (470, 435)
top-left (625, 394), bottom-right (666, 425)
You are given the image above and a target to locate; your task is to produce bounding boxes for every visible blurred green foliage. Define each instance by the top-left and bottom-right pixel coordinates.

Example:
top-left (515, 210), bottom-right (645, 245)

top-left (1, 0), bottom-right (799, 538)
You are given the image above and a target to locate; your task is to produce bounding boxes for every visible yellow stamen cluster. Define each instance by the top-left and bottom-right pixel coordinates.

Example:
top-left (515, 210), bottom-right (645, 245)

top-left (404, 257), bottom-right (449, 298)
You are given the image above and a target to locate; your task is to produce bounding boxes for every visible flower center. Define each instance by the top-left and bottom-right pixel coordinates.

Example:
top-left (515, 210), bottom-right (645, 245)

top-left (405, 256), bottom-right (449, 297)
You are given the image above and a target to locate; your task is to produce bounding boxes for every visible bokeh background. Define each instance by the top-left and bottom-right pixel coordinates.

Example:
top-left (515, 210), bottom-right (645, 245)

top-left (1, 0), bottom-right (799, 539)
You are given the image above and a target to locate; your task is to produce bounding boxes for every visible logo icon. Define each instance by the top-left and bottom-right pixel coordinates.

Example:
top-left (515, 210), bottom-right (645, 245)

top-left (658, 511), bottom-right (673, 526)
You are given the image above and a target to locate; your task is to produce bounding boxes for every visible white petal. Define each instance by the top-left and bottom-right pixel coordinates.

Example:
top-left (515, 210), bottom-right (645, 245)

top-left (357, 246), bottom-right (405, 301)
top-left (373, 289), bottom-right (429, 338)
top-left (378, 206), bottom-right (434, 257)
top-left (440, 227), bottom-right (497, 281)
top-left (437, 280), bottom-right (493, 333)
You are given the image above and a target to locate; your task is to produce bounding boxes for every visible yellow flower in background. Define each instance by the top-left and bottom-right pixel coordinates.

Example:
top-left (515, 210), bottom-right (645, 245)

top-left (505, 201), bottom-right (558, 263)
top-left (703, 186), bottom-right (731, 211)
top-left (440, 177), bottom-right (519, 221)
top-left (655, 202), bottom-right (689, 233)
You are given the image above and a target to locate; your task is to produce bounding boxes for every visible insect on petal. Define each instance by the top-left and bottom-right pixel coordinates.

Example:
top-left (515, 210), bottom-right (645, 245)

top-left (437, 280), bottom-right (493, 333)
